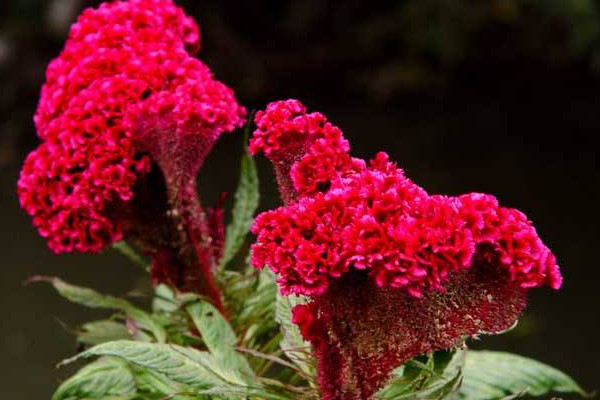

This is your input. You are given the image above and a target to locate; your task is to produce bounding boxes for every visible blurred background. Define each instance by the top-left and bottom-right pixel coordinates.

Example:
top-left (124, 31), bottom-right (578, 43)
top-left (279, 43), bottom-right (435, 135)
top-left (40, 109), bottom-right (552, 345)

top-left (1, 0), bottom-right (599, 398)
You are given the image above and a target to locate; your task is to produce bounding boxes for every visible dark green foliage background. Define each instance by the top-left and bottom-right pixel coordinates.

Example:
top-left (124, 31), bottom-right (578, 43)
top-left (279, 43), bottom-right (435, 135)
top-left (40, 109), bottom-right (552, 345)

top-left (0, 0), bottom-right (598, 398)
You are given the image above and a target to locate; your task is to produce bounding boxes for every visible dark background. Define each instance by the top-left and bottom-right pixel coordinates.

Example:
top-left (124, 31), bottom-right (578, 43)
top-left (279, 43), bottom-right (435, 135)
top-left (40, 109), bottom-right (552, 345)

top-left (1, 0), bottom-right (599, 398)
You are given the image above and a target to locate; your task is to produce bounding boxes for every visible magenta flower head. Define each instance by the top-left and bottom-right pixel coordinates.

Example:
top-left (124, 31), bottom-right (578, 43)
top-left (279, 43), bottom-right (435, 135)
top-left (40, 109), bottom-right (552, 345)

top-left (18, 0), bottom-right (245, 309)
top-left (250, 100), bottom-right (562, 399)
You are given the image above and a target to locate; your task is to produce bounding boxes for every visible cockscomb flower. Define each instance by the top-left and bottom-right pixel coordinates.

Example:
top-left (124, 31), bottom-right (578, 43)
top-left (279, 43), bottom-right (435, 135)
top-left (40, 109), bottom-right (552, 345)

top-left (250, 100), bottom-right (562, 400)
top-left (18, 0), bottom-right (245, 310)
top-left (249, 99), bottom-right (362, 204)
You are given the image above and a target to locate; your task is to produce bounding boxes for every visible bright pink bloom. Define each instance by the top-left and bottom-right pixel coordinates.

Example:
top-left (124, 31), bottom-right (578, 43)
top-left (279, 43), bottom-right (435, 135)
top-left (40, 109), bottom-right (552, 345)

top-left (35, 0), bottom-right (201, 134)
top-left (249, 99), bottom-right (360, 203)
top-left (250, 99), bottom-right (562, 399)
top-left (252, 146), bottom-right (559, 299)
top-left (19, 0), bottom-right (244, 254)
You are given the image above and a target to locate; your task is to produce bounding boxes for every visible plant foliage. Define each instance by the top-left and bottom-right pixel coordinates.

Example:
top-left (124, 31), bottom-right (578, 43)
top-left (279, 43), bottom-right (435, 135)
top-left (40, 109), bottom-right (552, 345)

top-left (39, 134), bottom-right (586, 400)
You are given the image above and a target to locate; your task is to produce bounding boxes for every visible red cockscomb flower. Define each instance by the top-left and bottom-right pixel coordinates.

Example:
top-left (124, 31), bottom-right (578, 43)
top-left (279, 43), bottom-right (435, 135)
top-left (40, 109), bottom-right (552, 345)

top-left (18, 0), bottom-right (245, 311)
top-left (249, 99), bottom-right (362, 204)
top-left (250, 100), bottom-right (562, 400)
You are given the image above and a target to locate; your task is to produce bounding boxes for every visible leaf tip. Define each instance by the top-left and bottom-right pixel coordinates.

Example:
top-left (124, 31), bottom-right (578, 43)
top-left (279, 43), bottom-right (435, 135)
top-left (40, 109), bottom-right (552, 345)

top-left (23, 275), bottom-right (55, 286)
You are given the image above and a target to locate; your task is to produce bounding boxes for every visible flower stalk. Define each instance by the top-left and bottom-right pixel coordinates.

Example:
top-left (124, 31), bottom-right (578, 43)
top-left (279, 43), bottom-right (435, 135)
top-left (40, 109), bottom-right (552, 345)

top-left (18, 0), bottom-right (245, 312)
top-left (249, 100), bottom-right (562, 399)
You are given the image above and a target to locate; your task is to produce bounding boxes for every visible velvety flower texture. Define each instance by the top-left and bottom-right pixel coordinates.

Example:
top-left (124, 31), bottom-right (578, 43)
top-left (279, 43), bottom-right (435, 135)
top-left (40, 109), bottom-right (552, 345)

top-left (250, 100), bottom-right (562, 400)
top-left (18, 0), bottom-right (245, 254)
top-left (249, 99), bottom-right (362, 204)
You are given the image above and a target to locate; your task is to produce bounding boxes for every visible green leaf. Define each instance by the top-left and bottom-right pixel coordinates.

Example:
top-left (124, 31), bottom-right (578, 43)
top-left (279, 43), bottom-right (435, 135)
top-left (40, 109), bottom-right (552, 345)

top-left (377, 347), bottom-right (465, 400)
top-left (381, 367), bottom-right (462, 400)
top-left (236, 268), bottom-right (279, 350)
top-left (52, 357), bottom-right (136, 400)
top-left (236, 269), bottom-right (277, 320)
top-left (457, 351), bottom-right (587, 400)
top-left (30, 277), bottom-right (166, 343)
top-left (77, 320), bottom-right (133, 346)
top-left (152, 284), bottom-right (179, 313)
top-left (111, 241), bottom-right (149, 271)
top-left (186, 300), bottom-right (255, 380)
top-left (219, 123), bottom-right (259, 269)
top-left (275, 293), bottom-right (315, 379)
top-left (221, 266), bottom-right (281, 377)
top-left (131, 366), bottom-right (191, 399)
top-left (60, 340), bottom-right (250, 392)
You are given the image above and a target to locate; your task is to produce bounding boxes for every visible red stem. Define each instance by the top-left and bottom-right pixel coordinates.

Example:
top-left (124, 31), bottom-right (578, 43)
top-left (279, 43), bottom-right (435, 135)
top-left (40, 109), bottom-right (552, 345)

top-left (172, 177), bottom-right (225, 314)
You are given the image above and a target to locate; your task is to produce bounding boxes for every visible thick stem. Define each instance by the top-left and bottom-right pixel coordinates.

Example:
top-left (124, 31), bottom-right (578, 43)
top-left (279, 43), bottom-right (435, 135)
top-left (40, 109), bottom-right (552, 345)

top-left (299, 266), bottom-right (527, 400)
top-left (169, 176), bottom-right (225, 313)
top-left (274, 160), bottom-right (298, 205)
top-left (127, 114), bottom-right (227, 314)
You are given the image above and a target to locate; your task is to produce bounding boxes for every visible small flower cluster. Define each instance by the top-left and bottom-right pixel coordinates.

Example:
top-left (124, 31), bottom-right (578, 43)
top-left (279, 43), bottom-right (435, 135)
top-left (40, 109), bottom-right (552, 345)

top-left (251, 100), bottom-right (561, 299)
top-left (18, 0), bottom-right (245, 253)
top-left (249, 99), bottom-right (361, 203)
